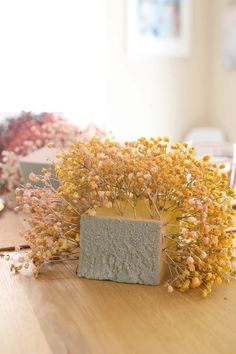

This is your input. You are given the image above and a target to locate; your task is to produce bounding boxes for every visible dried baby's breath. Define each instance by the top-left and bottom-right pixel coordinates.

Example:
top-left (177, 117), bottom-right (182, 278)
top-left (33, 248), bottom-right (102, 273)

top-left (14, 137), bottom-right (236, 297)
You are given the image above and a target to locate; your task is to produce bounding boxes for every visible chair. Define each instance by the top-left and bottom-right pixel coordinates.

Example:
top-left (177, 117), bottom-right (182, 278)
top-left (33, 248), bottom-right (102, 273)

top-left (184, 127), bottom-right (226, 144)
top-left (184, 127), bottom-right (236, 193)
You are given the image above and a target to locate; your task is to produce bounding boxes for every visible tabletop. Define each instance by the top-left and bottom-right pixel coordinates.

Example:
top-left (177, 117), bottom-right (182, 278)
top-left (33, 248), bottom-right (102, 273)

top-left (0, 212), bottom-right (236, 354)
top-left (0, 210), bottom-right (27, 250)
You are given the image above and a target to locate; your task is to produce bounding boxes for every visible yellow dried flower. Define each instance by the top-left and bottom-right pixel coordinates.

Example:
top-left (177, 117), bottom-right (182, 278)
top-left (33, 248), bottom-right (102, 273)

top-left (14, 136), bottom-right (235, 298)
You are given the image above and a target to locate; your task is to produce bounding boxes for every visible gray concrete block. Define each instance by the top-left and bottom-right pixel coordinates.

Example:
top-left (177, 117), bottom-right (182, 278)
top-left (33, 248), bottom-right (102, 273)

top-left (78, 214), bottom-right (163, 285)
top-left (19, 147), bottom-right (59, 188)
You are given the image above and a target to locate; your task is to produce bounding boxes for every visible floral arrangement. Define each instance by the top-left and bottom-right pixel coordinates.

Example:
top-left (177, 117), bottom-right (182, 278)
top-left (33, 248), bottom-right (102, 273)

top-left (12, 137), bottom-right (236, 297)
top-left (0, 112), bottom-right (105, 206)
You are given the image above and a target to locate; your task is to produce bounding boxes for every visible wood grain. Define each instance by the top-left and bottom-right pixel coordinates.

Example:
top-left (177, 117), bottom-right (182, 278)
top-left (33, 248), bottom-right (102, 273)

top-left (0, 210), bottom-right (27, 251)
top-left (1, 256), bottom-right (236, 354)
top-left (0, 257), bottom-right (52, 354)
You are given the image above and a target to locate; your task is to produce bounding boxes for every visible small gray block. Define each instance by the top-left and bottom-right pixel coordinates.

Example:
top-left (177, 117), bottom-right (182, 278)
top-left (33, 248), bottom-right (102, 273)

top-left (19, 147), bottom-right (59, 188)
top-left (78, 215), bottom-right (162, 285)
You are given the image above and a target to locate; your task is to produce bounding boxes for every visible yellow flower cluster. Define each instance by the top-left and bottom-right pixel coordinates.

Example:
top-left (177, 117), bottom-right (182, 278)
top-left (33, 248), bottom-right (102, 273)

top-left (14, 175), bottom-right (80, 277)
top-left (14, 137), bottom-right (235, 296)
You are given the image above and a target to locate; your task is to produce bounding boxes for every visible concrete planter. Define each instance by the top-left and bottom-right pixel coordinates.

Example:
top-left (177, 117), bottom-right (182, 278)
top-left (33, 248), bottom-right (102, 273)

top-left (19, 146), bottom-right (59, 188)
top-left (78, 214), bottom-right (165, 285)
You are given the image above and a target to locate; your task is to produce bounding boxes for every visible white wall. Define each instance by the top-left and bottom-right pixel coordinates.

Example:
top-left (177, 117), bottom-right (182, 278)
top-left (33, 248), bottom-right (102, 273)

top-left (208, 0), bottom-right (236, 142)
top-left (0, 0), bottom-right (210, 141)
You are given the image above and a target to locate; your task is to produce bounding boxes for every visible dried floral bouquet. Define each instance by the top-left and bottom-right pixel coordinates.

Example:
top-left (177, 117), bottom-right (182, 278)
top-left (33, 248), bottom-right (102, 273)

top-left (0, 112), bottom-right (104, 207)
top-left (12, 137), bottom-right (236, 297)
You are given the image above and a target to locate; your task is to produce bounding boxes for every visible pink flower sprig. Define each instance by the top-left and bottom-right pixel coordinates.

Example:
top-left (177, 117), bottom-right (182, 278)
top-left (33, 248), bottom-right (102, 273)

top-left (0, 112), bottom-right (106, 200)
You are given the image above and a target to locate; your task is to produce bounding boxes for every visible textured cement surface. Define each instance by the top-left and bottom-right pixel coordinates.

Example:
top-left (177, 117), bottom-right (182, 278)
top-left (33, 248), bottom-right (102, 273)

top-left (78, 215), bottom-right (161, 285)
top-left (19, 147), bottom-right (59, 187)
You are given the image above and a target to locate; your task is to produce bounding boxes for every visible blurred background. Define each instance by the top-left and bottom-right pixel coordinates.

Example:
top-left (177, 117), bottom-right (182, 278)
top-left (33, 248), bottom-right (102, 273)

top-left (1, 0), bottom-right (236, 233)
top-left (0, 0), bottom-right (235, 142)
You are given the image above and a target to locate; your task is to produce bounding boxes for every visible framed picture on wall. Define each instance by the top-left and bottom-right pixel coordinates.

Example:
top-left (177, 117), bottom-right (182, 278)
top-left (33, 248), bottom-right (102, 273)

top-left (223, 0), bottom-right (236, 69)
top-left (127, 0), bottom-right (191, 57)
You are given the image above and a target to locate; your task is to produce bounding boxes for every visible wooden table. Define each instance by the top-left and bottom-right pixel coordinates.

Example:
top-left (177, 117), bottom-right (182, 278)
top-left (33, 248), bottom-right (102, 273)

top-left (1, 257), bottom-right (236, 354)
top-left (0, 210), bottom-right (27, 250)
top-left (1, 212), bottom-right (236, 354)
